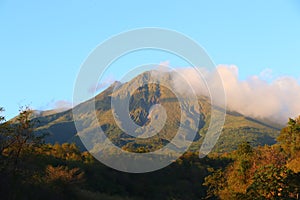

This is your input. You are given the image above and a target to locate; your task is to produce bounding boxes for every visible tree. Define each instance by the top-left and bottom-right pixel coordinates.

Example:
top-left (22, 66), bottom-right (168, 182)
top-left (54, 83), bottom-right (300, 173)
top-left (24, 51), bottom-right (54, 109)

top-left (45, 165), bottom-right (85, 186)
top-left (0, 107), bottom-right (5, 150)
top-left (0, 107), bottom-right (5, 160)
top-left (236, 141), bottom-right (253, 158)
top-left (246, 165), bottom-right (295, 199)
top-left (0, 107), bottom-right (4, 122)
top-left (0, 107), bottom-right (12, 157)
top-left (3, 107), bottom-right (44, 170)
top-left (235, 141), bottom-right (254, 182)
top-left (203, 169), bottom-right (227, 199)
top-left (277, 117), bottom-right (300, 157)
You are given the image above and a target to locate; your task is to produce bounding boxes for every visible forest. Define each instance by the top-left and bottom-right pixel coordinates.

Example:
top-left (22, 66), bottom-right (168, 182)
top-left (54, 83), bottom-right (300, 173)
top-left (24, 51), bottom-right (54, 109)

top-left (0, 107), bottom-right (300, 200)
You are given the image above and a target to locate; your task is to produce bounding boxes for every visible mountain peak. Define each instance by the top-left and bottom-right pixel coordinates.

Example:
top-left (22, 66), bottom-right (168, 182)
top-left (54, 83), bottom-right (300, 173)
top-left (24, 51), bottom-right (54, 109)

top-left (30, 70), bottom-right (282, 153)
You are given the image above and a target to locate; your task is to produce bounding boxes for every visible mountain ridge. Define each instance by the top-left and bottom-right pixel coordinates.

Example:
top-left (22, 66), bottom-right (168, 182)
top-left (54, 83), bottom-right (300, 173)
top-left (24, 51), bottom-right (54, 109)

top-left (30, 70), bottom-right (281, 153)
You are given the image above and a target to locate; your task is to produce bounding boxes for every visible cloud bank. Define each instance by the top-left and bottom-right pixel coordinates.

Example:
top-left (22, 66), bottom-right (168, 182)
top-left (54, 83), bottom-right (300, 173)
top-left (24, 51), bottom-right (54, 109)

top-left (52, 100), bottom-right (73, 110)
top-left (38, 100), bottom-right (73, 113)
top-left (175, 65), bottom-right (300, 124)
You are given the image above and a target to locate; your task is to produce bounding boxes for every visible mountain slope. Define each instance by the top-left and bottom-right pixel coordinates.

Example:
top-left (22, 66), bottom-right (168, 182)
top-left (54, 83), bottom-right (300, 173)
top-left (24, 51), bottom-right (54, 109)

top-left (32, 71), bottom-right (281, 153)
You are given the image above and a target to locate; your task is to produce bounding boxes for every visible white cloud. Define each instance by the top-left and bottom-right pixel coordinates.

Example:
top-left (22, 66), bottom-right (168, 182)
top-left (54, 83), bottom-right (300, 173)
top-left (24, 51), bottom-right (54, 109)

top-left (36, 99), bottom-right (73, 115)
top-left (259, 68), bottom-right (273, 80)
top-left (172, 65), bottom-right (300, 124)
top-left (53, 100), bottom-right (72, 110)
top-left (89, 75), bottom-right (116, 94)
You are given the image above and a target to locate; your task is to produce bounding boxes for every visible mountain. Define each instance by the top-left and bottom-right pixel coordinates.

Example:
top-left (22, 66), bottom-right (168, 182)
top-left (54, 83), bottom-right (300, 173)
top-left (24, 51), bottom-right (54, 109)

top-left (32, 70), bottom-right (281, 153)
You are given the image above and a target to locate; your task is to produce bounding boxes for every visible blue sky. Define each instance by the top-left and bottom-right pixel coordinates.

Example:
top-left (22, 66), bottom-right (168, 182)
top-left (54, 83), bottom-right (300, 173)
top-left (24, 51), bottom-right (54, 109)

top-left (1, 0), bottom-right (300, 119)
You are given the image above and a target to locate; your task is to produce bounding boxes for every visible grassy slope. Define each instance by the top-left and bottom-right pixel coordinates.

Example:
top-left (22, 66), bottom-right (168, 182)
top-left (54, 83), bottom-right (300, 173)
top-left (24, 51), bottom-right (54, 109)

top-left (32, 71), bottom-right (281, 153)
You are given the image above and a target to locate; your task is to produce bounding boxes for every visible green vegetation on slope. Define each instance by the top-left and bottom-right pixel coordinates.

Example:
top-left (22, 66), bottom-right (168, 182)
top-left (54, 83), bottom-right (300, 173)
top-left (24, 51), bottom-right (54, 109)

top-left (30, 71), bottom-right (281, 153)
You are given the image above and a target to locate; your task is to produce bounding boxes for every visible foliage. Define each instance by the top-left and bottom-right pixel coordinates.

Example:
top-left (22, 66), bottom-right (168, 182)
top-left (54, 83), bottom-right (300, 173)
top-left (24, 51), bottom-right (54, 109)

top-left (45, 165), bottom-right (85, 186)
top-left (1, 107), bottom-right (47, 171)
top-left (203, 116), bottom-right (300, 199)
top-left (203, 169), bottom-right (227, 198)
top-left (277, 117), bottom-right (300, 157)
top-left (246, 165), bottom-right (295, 199)
top-left (0, 107), bottom-right (11, 156)
top-left (1, 106), bottom-right (300, 199)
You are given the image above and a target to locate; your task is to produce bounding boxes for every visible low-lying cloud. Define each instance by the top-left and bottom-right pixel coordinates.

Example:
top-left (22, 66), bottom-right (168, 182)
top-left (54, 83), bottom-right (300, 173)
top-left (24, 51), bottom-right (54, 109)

top-left (53, 100), bottom-right (73, 110)
top-left (89, 76), bottom-right (116, 94)
top-left (39, 100), bottom-right (73, 112)
top-left (174, 65), bottom-right (300, 124)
